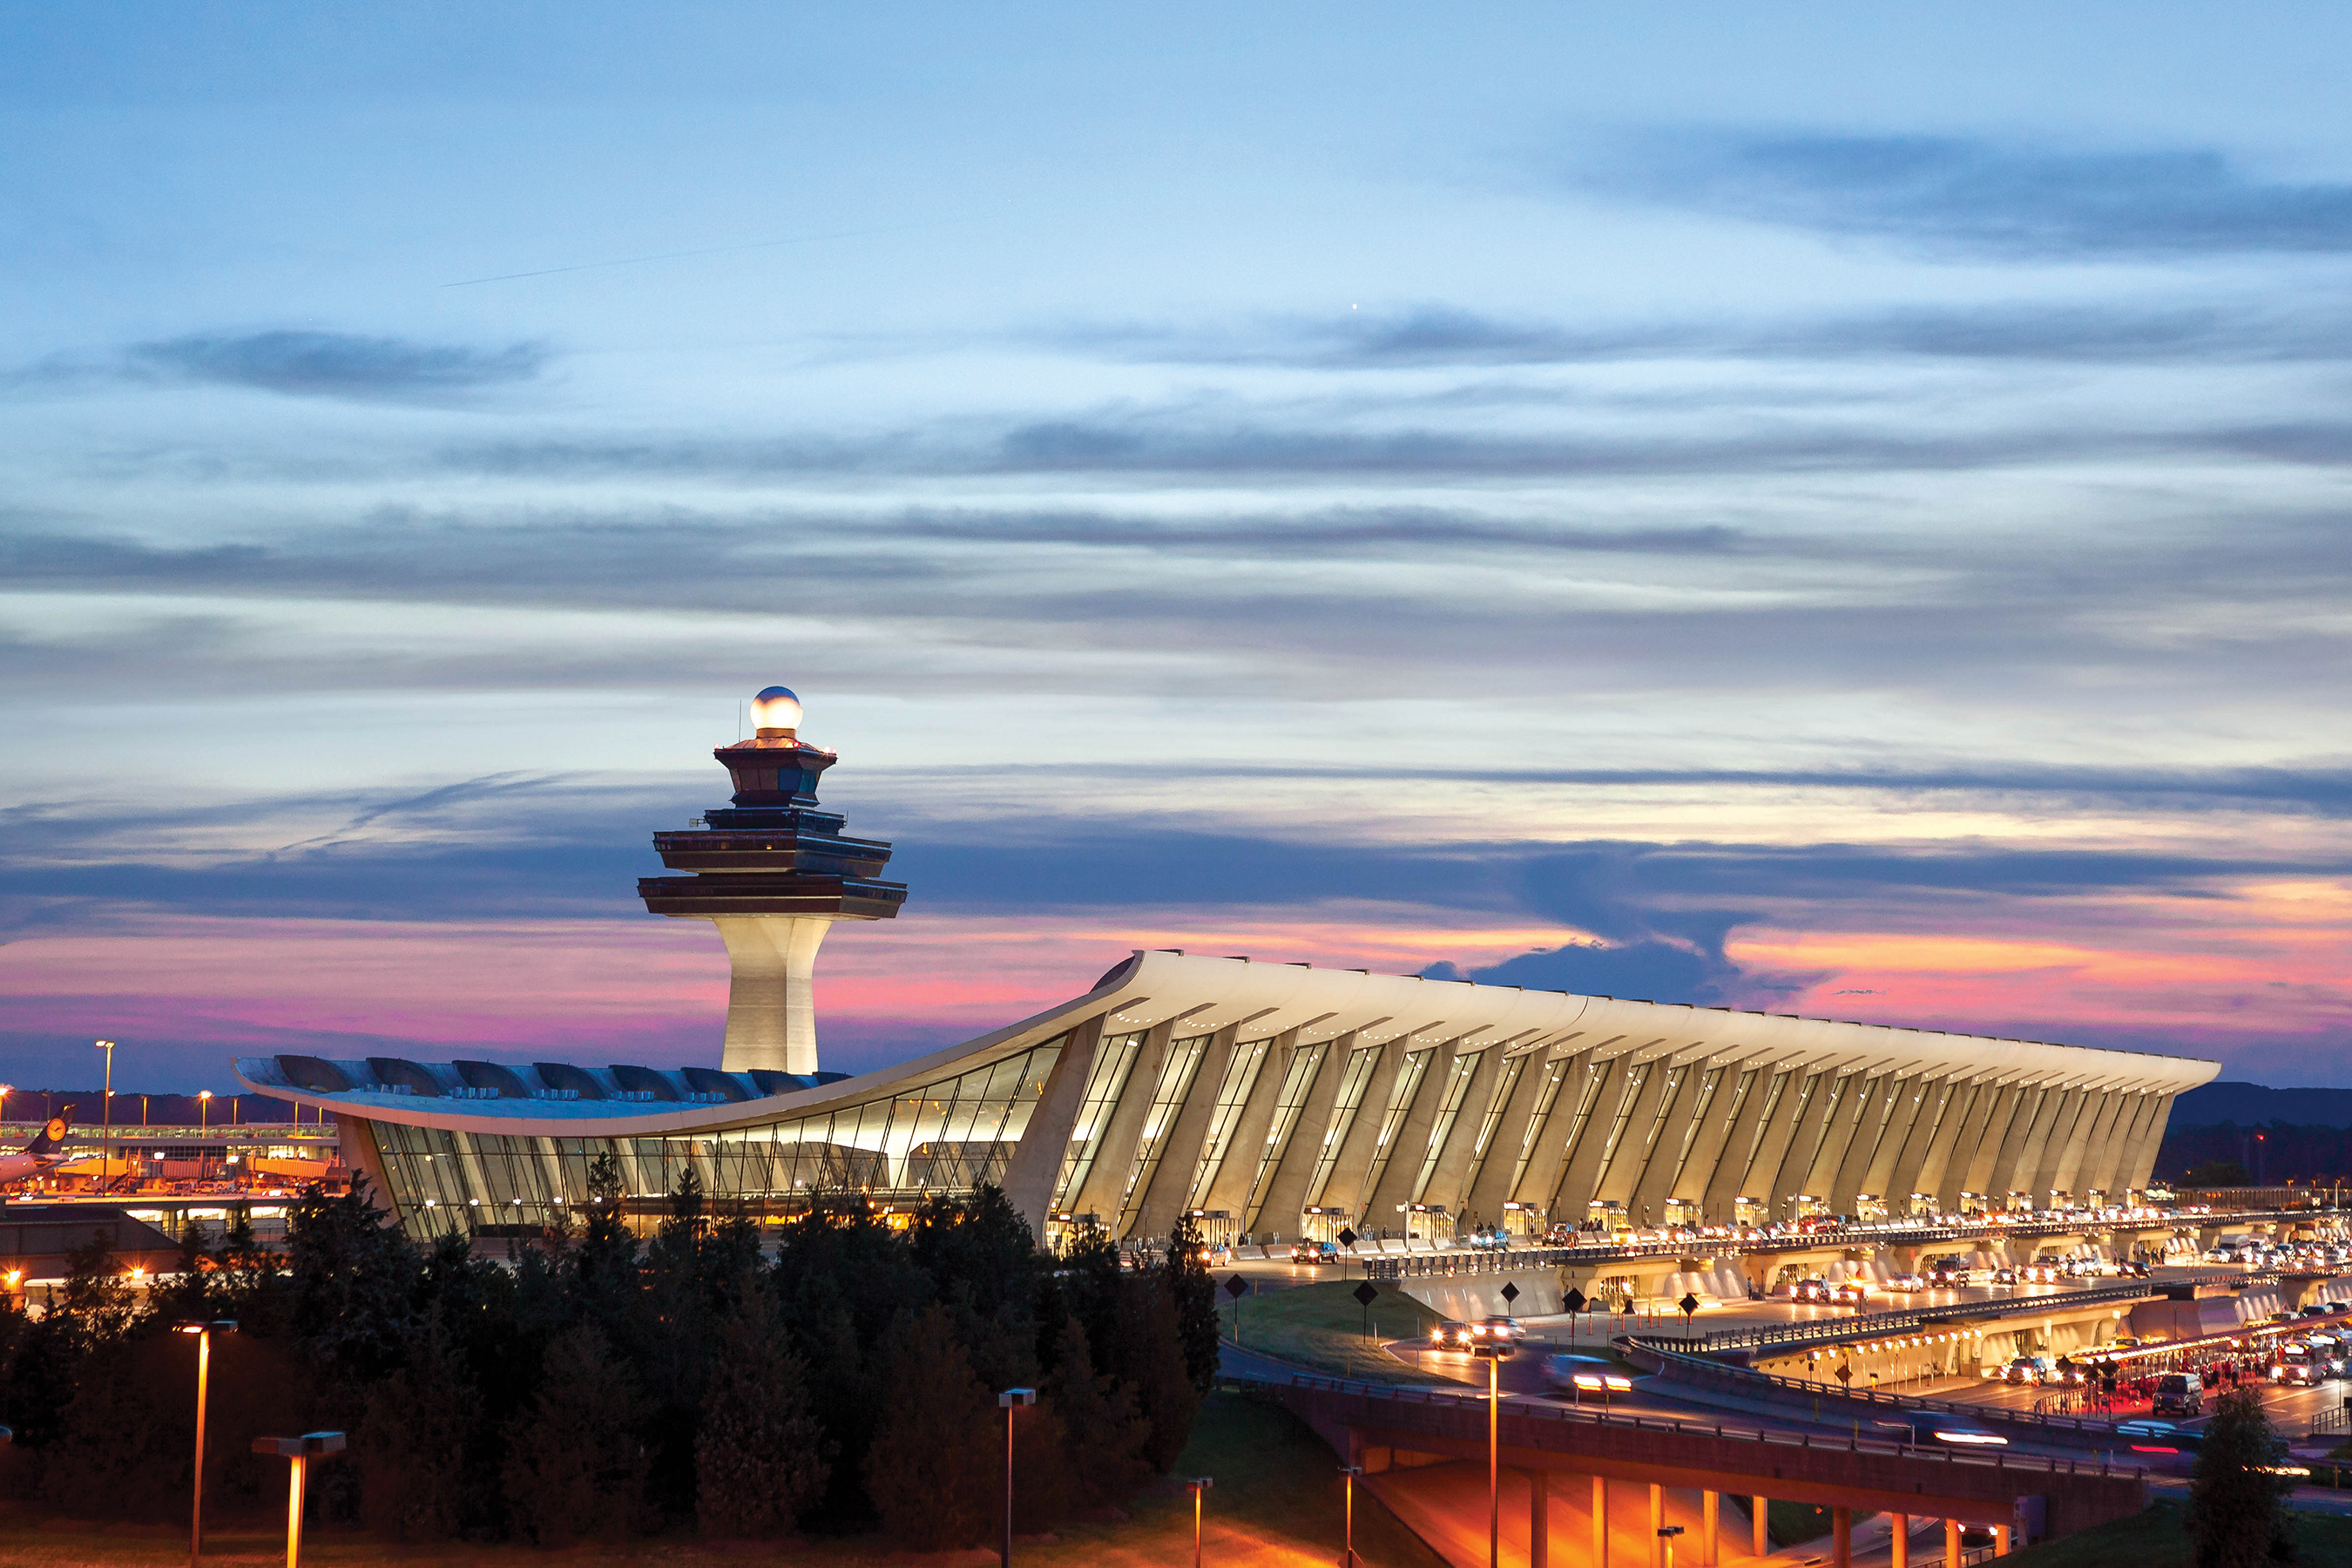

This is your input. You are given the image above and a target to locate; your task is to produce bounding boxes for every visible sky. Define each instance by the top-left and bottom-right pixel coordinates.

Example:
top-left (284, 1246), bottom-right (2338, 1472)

top-left (5, 3), bottom-right (2352, 1091)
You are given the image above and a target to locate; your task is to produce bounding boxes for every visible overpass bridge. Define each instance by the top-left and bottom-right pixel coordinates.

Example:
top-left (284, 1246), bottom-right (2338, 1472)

top-left (1235, 1367), bottom-right (2145, 1565)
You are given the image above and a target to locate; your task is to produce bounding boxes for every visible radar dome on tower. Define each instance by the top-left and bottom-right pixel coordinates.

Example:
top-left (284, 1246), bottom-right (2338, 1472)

top-left (751, 686), bottom-right (803, 738)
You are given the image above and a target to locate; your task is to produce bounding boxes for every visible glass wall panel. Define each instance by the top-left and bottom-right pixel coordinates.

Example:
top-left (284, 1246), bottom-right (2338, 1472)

top-left (1051, 1031), bottom-right (1145, 1217)
top-left (366, 1037), bottom-right (1064, 1240)
top-left (1301, 1044), bottom-right (1382, 1211)
top-left (1243, 1039), bottom-right (1328, 1230)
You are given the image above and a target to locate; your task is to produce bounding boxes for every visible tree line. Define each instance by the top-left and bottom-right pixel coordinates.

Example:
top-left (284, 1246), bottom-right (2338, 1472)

top-left (0, 1165), bottom-right (1224, 1550)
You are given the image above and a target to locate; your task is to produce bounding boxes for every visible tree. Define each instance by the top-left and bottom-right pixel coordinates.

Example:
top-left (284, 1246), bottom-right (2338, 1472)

top-left (1042, 1315), bottom-right (1150, 1510)
top-left (862, 1305), bottom-right (997, 1549)
top-left (695, 1287), bottom-right (830, 1538)
top-left (360, 1313), bottom-right (478, 1542)
top-left (501, 1323), bottom-right (648, 1547)
top-left (2180, 1159), bottom-right (2253, 1188)
top-left (1108, 1275), bottom-right (1200, 1470)
top-left (1164, 1212), bottom-right (1221, 1394)
top-left (2188, 1385), bottom-right (2295, 1566)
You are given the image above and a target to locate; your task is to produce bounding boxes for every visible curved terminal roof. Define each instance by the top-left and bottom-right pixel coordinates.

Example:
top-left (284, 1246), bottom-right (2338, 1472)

top-left (238, 949), bottom-right (2218, 1138)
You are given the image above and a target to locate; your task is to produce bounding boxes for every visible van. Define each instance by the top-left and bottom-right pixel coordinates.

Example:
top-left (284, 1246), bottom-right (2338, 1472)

top-left (2153, 1372), bottom-right (2204, 1416)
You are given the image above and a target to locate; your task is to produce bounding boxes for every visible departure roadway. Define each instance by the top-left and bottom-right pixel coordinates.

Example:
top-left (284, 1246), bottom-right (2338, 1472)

top-left (1214, 1236), bottom-right (2352, 1563)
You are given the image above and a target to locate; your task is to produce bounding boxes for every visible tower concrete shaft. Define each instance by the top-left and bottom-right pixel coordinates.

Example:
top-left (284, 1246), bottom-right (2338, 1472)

top-left (637, 691), bottom-right (906, 1076)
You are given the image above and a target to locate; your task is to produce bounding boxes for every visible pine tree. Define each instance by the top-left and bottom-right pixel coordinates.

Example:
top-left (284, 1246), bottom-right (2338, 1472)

top-left (1164, 1211), bottom-right (1221, 1393)
top-left (862, 1305), bottom-right (997, 1549)
top-left (360, 1314), bottom-right (478, 1541)
top-left (695, 1287), bottom-right (831, 1538)
top-left (1110, 1275), bottom-right (1200, 1470)
top-left (500, 1323), bottom-right (647, 1547)
top-left (2188, 1385), bottom-right (2295, 1566)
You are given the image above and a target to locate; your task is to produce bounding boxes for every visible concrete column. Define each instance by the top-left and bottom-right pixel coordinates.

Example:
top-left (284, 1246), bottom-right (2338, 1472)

top-left (2123, 1093), bottom-right (2178, 1191)
top-left (1595, 1477), bottom-right (1610, 1568)
top-left (1994, 1523), bottom-right (2011, 1557)
top-left (1832, 1507), bottom-right (1851, 1568)
top-left (1889, 1512), bottom-right (1908, 1568)
top-left (1754, 1495), bottom-right (1769, 1559)
top-left (1528, 1469), bottom-right (1549, 1568)
top-left (1651, 1484), bottom-right (1666, 1568)
top-left (1944, 1517), bottom-right (1961, 1565)
top-left (1702, 1490), bottom-right (1720, 1568)
top-left (712, 914), bottom-right (835, 1074)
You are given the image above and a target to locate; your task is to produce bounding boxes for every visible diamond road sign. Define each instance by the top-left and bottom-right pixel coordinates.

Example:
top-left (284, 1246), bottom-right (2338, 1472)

top-left (1564, 1288), bottom-right (1586, 1314)
top-left (1336, 1227), bottom-right (1358, 1248)
top-left (1353, 1281), bottom-right (1379, 1307)
top-left (1224, 1274), bottom-right (1249, 1299)
top-left (1500, 1281), bottom-right (1520, 1303)
top-left (1835, 1363), bottom-right (1852, 1383)
top-left (1679, 1293), bottom-right (1700, 1315)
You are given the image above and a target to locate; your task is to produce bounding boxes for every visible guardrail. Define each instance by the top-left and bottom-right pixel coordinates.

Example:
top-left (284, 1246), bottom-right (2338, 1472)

top-left (1690, 1274), bottom-right (2257, 1355)
top-left (1219, 1367), bottom-right (2146, 1482)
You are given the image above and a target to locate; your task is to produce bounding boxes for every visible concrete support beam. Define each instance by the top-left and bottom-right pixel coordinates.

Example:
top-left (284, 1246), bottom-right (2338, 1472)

top-left (1702, 1489), bottom-right (1720, 1567)
top-left (1833, 1506), bottom-right (1852, 1568)
top-left (1527, 1468), bottom-right (1549, 1568)
top-left (1945, 1517), bottom-right (1962, 1565)
top-left (712, 914), bottom-right (835, 1075)
top-left (1652, 1482), bottom-right (1666, 1568)
top-left (1597, 1476), bottom-right (1611, 1568)
top-left (1889, 1511), bottom-right (1908, 1568)
top-left (1754, 1494), bottom-right (1769, 1560)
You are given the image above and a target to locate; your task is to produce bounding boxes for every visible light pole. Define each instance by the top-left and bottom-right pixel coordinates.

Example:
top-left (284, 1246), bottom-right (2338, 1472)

top-left (93, 1040), bottom-right (116, 1195)
top-left (1340, 1464), bottom-right (1365, 1566)
top-left (1658, 1523), bottom-right (1685, 1568)
top-left (0, 1084), bottom-right (11, 1127)
top-left (997, 1388), bottom-right (1035, 1567)
top-left (250, 1432), bottom-right (344, 1568)
top-left (1185, 1476), bottom-right (1213, 1568)
top-left (1488, 1348), bottom-right (1509, 1568)
top-left (177, 1319), bottom-right (237, 1566)
top-left (198, 1091), bottom-right (212, 1132)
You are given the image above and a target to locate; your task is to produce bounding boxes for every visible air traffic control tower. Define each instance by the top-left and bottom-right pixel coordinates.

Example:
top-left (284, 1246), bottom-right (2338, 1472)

top-left (637, 686), bottom-right (907, 1075)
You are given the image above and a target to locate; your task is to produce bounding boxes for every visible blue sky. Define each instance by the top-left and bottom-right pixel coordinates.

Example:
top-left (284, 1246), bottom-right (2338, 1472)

top-left (7, 4), bottom-right (2352, 1090)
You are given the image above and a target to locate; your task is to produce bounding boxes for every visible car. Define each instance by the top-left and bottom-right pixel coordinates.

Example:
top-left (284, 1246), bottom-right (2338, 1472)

top-left (1470, 1316), bottom-right (1523, 1356)
top-left (2302, 1305), bottom-right (2328, 1318)
top-left (1990, 1267), bottom-right (2018, 1286)
top-left (1829, 1281), bottom-right (1869, 1306)
top-left (1289, 1240), bottom-right (1339, 1265)
top-left (1542, 1352), bottom-right (1633, 1401)
top-left (2152, 1372), bottom-right (2205, 1416)
top-left (2115, 1419), bottom-right (2202, 1456)
top-left (2001, 1355), bottom-right (2053, 1384)
top-left (1928, 1420), bottom-right (2010, 1448)
top-left (1429, 1320), bottom-right (1475, 1351)
top-left (1884, 1271), bottom-right (1928, 1291)
top-left (1791, 1277), bottom-right (1835, 1302)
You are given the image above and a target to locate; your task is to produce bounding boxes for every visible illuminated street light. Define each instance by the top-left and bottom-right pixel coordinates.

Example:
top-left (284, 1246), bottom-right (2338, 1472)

top-left (997, 1388), bottom-right (1035, 1568)
top-left (250, 1432), bottom-right (345, 1568)
top-left (198, 1091), bottom-right (213, 1132)
top-left (1339, 1464), bottom-right (1365, 1566)
top-left (174, 1319), bottom-right (237, 1566)
top-left (1184, 1476), bottom-right (1213, 1568)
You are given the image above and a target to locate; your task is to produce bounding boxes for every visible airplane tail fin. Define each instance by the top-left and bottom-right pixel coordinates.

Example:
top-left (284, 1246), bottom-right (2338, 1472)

top-left (24, 1108), bottom-right (71, 1158)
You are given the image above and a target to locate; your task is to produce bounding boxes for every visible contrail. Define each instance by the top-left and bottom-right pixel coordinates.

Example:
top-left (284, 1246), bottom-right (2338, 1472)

top-left (440, 219), bottom-right (943, 287)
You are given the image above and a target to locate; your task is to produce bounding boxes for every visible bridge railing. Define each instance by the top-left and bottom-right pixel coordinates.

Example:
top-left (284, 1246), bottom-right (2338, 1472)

top-left (1688, 1272), bottom-right (2257, 1355)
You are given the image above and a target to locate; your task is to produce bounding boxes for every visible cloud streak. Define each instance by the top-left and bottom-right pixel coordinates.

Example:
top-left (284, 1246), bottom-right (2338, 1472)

top-left (1579, 132), bottom-right (2352, 259)
top-left (15, 330), bottom-right (550, 402)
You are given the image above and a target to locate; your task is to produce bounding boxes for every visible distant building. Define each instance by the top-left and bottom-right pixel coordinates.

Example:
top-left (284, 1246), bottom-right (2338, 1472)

top-left (236, 688), bottom-right (2219, 1247)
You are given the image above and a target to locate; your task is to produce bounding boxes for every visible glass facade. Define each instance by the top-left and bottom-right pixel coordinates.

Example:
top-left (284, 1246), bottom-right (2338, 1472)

top-left (362, 1037), bottom-right (1064, 1240)
top-left (1050, 1030), bottom-right (1146, 1217)
top-left (1186, 1036), bottom-right (1273, 1209)
top-left (1409, 1050), bottom-right (1484, 1203)
top-left (1117, 1034), bottom-right (1213, 1227)
top-left (1301, 1044), bottom-right (1382, 1211)
top-left (1242, 1038), bottom-right (1328, 1229)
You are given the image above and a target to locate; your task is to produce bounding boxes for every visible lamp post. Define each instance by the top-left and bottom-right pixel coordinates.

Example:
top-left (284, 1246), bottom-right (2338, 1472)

top-left (176, 1319), bottom-right (237, 1566)
top-left (997, 1388), bottom-right (1035, 1568)
top-left (1487, 1349), bottom-right (1501, 1568)
top-left (1185, 1476), bottom-right (1213, 1568)
top-left (1340, 1464), bottom-right (1365, 1566)
top-left (93, 1040), bottom-right (116, 1195)
top-left (198, 1090), bottom-right (212, 1132)
top-left (250, 1432), bottom-right (344, 1568)
top-left (1658, 1523), bottom-right (1685, 1568)
top-left (0, 1084), bottom-right (11, 1126)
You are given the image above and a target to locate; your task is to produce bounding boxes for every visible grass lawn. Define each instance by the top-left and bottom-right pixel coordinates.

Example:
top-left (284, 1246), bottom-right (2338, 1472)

top-left (0, 1392), bottom-right (1448, 1567)
top-left (2003, 1500), bottom-right (2352, 1566)
top-left (1227, 1278), bottom-right (1452, 1382)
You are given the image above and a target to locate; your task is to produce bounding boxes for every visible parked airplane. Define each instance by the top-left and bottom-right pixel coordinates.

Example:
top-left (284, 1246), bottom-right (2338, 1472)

top-left (0, 1112), bottom-right (75, 1186)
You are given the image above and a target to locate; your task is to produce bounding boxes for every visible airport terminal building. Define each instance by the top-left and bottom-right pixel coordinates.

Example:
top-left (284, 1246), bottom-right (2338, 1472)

top-left (235, 690), bottom-right (2219, 1250)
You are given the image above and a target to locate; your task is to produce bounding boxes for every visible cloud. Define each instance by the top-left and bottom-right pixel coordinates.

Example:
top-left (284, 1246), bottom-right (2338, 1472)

top-left (1582, 132), bottom-right (2352, 259)
top-left (1419, 939), bottom-right (1771, 1007)
top-left (1060, 299), bottom-right (2352, 370)
top-left (16, 330), bottom-right (550, 402)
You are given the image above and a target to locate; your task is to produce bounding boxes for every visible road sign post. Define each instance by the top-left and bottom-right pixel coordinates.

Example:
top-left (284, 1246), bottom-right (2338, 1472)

top-left (1354, 1280), bottom-right (1379, 1344)
top-left (1223, 1273), bottom-right (1248, 1345)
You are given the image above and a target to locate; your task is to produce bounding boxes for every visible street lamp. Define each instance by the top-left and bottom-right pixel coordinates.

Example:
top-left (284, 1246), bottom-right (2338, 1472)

top-left (0, 1085), bottom-right (11, 1125)
top-left (176, 1319), bottom-right (237, 1566)
top-left (93, 1040), bottom-right (116, 1195)
top-left (1339, 1464), bottom-right (1365, 1566)
top-left (198, 1091), bottom-right (212, 1132)
top-left (250, 1432), bottom-right (344, 1568)
top-left (1658, 1523), bottom-right (1686, 1568)
top-left (1184, 1477), bottom-right (1213, 1568)
top-left (1486, 1349), bottom-right (1501, 1568)
top-left (997, 1388), bottom-right (1035, 1568)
